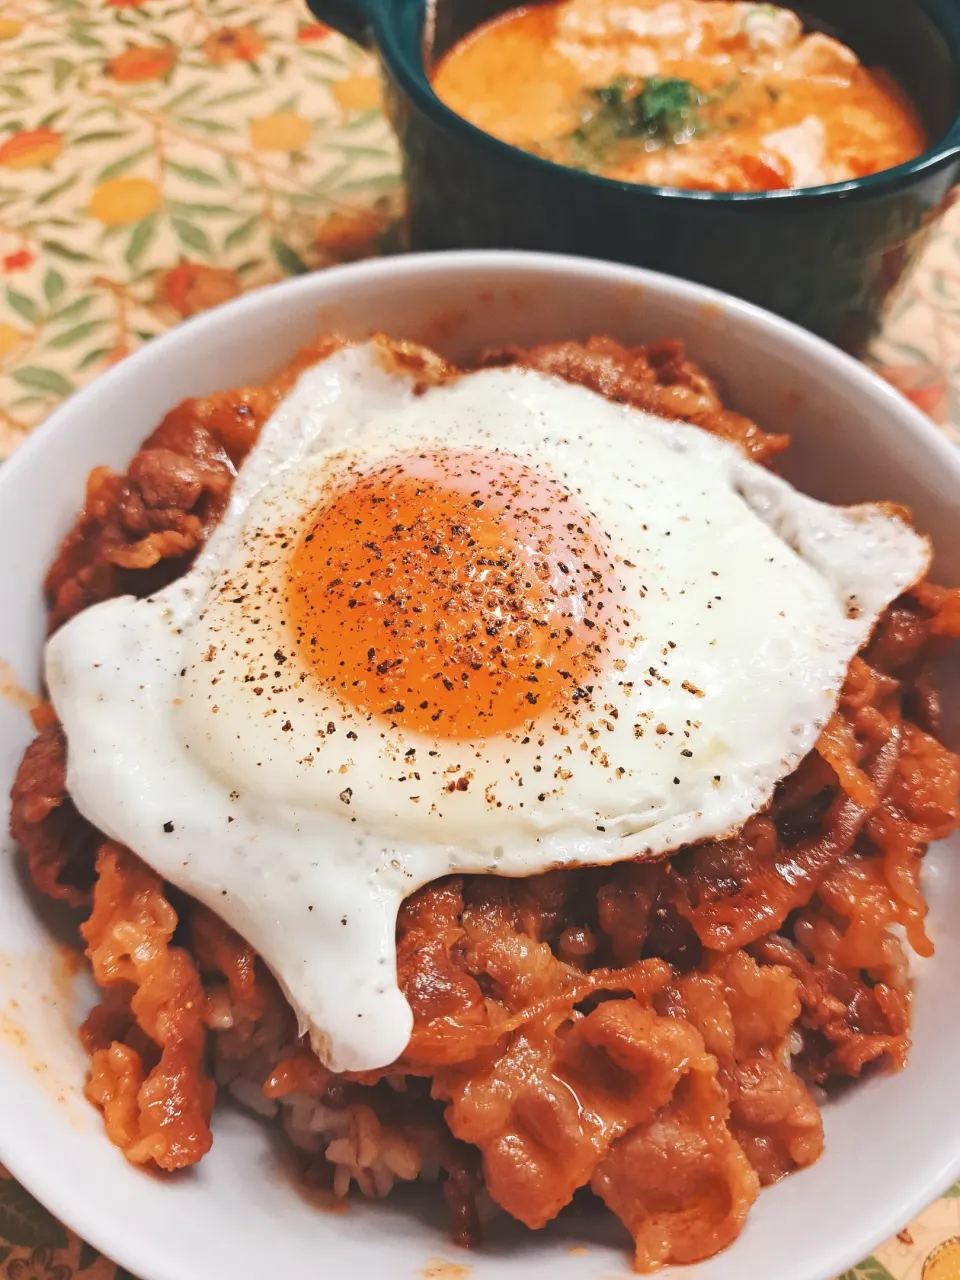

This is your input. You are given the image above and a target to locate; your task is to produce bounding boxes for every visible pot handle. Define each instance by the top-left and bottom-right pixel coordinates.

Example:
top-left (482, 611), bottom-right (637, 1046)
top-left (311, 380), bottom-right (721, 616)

top-left (305, 0), bottom-right (374, 47)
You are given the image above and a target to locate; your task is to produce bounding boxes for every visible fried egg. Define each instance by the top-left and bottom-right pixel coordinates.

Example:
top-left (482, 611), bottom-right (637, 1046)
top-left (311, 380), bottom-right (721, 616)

top-left (47, 340), bottom-right (930, 1071)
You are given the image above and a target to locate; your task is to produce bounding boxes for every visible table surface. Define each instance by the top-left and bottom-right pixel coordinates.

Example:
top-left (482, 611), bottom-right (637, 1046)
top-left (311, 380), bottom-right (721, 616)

top-left (0, 2), bottom-right (959, 1278)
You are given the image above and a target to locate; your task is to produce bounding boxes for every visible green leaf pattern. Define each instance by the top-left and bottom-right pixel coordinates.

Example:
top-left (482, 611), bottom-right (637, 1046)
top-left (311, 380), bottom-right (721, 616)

top-left (839, 1259), bottom-right (898, 1280)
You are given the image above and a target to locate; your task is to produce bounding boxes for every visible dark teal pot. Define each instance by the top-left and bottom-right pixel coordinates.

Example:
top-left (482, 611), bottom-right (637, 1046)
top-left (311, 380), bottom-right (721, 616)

top-left (309, 0), bottom-right (960, 353)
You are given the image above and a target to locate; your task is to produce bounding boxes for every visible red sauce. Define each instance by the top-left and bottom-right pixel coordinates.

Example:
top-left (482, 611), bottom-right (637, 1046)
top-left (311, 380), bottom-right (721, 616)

top-left (432, 0), bottom-right (927, 191)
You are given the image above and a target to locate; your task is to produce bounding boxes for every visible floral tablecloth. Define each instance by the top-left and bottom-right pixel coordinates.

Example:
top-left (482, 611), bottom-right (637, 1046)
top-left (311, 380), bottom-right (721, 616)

top-left (0, 1), bottom-right (959, 1277)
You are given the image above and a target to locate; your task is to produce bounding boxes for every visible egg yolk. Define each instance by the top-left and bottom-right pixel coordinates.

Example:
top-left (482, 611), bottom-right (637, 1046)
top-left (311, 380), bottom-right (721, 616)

top-left (286, 450), bottom-right (617, 738)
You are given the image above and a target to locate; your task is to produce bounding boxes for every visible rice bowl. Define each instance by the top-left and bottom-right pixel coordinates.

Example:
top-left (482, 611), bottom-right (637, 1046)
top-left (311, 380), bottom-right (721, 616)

top-left (1, 251), bottom-right (959, 1280)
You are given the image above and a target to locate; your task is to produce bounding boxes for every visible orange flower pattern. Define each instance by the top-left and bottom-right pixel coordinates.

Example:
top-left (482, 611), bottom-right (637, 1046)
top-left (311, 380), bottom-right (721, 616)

top-left (0, 322), bottom-right (26, 353)
top-left (0, 129), bottom-right (62, 170)
top-left (157, 259), bottom-right (240, 316)
top-left (331, 73), bottom-right (382, 114)
top-left (248, 112), bottom-right (313, 153)
top-left (3, 250), bottom-right (34, 273)
top-left (87, 176), bottom-right (161, 225)
top-left (106, 44), bottom-right (177, 84)
top-left (317, 206), bottom-right (389, 261)
top-left (202, 25), bottom-right (266, 64)
top-left (297, 23), bottom-right (332, 43)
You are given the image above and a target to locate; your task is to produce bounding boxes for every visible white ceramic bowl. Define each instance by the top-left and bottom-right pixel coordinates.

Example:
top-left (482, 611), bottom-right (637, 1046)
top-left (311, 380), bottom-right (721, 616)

top-left (2, 251), bottom-right (959, 1280)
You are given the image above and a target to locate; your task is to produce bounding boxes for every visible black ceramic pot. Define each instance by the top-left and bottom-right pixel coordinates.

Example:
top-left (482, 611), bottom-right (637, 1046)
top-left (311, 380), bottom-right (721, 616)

top-left (308, 0), bottom-right (960, 352)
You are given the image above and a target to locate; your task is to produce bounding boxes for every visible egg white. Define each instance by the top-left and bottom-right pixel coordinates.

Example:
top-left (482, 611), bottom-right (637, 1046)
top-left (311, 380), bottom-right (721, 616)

top-left (47, 341), bottom-right (930, 1071)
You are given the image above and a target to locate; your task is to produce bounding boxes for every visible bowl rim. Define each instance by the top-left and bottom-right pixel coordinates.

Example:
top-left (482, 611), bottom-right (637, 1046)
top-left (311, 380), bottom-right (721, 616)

top-left (3, 249), bottom-right (960, 1280)
top-left (361, 0), bottom-right (960, 204)
top-left (6, 248), bottom-right (959, 486)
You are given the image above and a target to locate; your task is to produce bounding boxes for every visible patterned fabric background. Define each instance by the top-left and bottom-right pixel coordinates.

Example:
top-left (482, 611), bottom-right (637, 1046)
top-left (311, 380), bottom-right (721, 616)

top-left (0, 0), bottom-right (400, 456)
top-left (0, 1), bottom-right (959, 1278)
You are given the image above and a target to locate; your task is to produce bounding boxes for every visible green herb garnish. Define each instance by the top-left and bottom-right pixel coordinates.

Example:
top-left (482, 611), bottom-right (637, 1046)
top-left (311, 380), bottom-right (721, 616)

top-left (563, 76), bottom-right (708, 170)
top-left (633, 76), bottom-right (704, 140)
